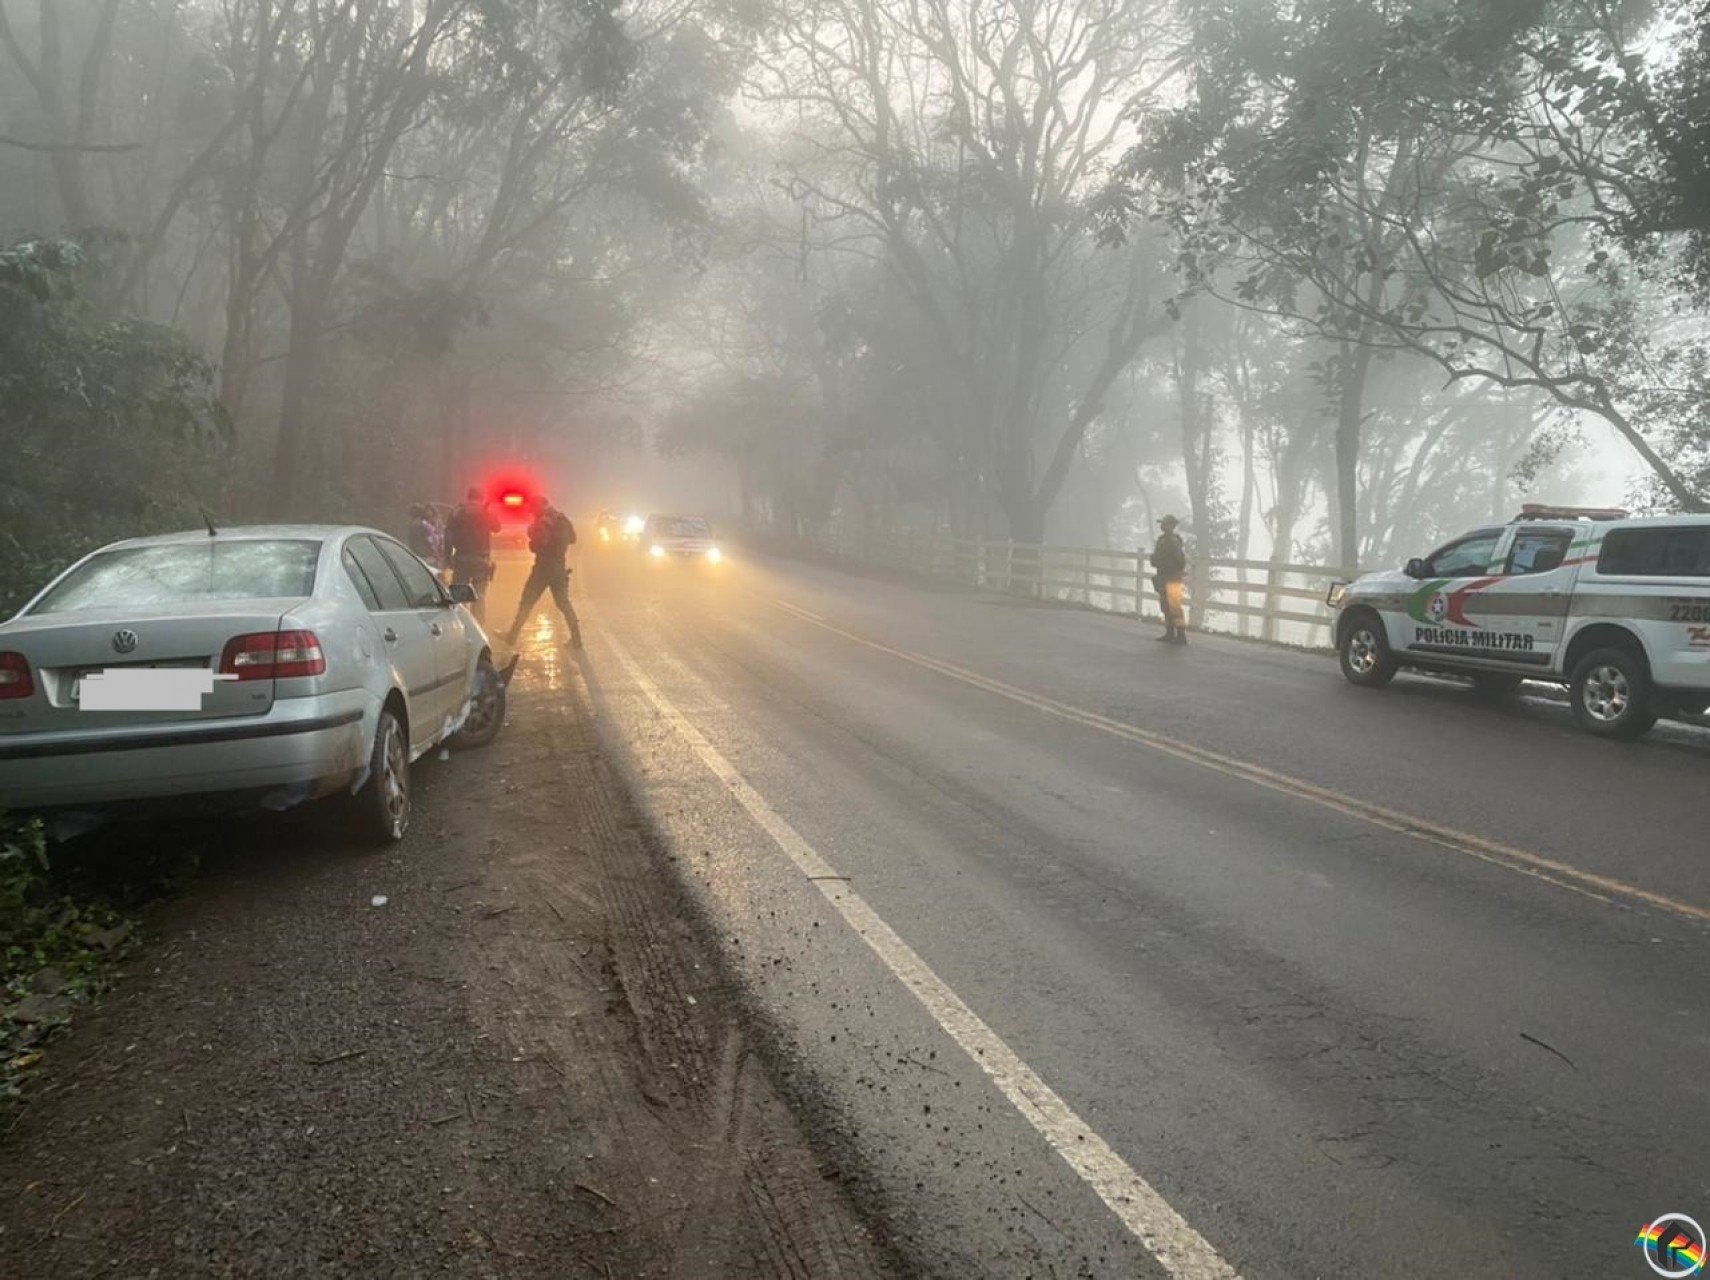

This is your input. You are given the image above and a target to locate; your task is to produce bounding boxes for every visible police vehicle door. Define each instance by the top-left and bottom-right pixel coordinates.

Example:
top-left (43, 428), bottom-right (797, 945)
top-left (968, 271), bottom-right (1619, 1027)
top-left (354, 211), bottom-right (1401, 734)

top-left (1465, 524), bottom-right (1581, 670)
top-left (1399, 527), bottom-right (1504, 661)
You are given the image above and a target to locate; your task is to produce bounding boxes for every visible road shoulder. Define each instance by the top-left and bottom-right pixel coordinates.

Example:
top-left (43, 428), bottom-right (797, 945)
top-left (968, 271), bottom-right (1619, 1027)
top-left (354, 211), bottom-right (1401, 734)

top-left (0, 651), bottom-right (893, 1278)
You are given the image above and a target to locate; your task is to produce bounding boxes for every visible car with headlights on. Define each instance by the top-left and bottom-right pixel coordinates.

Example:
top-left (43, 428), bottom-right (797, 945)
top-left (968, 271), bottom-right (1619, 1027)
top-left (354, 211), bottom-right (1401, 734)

top-left (643, 515), bottom-right (724, 566)
top-left (0, 525), bottom-right (508, 840)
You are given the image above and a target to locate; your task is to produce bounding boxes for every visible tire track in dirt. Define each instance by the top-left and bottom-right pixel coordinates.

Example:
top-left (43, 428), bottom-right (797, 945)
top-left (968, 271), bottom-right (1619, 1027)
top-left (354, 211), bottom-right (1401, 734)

top-left (450, 644), bottom-right (896, 1278)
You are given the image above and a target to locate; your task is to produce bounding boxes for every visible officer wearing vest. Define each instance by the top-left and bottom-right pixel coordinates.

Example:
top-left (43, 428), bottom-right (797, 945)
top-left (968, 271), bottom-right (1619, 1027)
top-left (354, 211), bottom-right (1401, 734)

top-left (1151, 514), bottom-right (1188, 645)
top-left (504, 498), bottom-right (582, 649)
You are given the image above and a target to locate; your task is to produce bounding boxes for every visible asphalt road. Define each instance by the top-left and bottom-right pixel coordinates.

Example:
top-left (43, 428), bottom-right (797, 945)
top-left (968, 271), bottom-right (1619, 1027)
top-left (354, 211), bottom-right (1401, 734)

top-left (560, 545), bottom-right (1710, 1280)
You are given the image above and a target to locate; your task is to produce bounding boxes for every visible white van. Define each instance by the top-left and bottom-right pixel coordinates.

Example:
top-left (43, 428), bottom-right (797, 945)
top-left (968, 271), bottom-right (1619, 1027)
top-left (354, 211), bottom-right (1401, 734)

top-left (1329, 506), bottom-right (1710, 738)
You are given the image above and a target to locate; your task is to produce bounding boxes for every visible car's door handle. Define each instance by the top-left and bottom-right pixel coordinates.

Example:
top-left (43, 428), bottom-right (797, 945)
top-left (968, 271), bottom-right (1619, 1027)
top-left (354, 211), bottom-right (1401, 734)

top-left (383, 627), bottom-right (398, 643)
top-left (429, 623), bottom-right (442, 637)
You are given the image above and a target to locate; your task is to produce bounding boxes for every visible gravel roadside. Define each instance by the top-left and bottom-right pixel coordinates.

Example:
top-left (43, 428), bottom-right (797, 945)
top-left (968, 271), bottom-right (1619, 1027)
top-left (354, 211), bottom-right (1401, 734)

top-left (0, 640), bottom-right (896, 1278)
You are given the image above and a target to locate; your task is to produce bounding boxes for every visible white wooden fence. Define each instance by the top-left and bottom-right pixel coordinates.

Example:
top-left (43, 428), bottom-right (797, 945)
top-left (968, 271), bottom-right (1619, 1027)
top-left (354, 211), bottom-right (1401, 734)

top-left (771, 526), bottom-right (1358, 648)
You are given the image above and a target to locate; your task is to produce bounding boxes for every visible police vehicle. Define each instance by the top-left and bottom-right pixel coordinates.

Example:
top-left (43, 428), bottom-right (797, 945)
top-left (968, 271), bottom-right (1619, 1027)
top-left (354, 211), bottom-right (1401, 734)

top-left (1328, 506), bottom-right (1710, 739)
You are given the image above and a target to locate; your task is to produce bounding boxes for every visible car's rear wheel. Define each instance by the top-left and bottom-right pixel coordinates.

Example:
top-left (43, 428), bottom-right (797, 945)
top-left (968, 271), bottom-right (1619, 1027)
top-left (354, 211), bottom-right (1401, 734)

top-left (1569, 646), bottom-right (1657, 740)
top-left (1339, 613), bottom-right (1397, 688)
top-left (355, 707), bottom-right (411, 841)
top-left (449, 656), bottom-right (506, 750)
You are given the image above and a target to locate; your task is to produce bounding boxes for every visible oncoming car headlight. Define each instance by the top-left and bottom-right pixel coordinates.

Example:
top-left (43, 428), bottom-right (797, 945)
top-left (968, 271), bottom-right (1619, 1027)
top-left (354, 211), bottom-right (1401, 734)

top-left (1325, 581), bottom-right (1350, 609)
top-left (706, 546), bottom-right (723, 564)
top-left (625, 515), bottom-right (646, 536)
top-left (649, 544), bottom-right (666, 558)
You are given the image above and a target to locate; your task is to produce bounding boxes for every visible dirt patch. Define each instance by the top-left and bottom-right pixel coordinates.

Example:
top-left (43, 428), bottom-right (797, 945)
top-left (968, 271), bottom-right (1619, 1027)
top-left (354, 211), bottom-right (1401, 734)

top-left (0, 643), bottom-right (896, 1278)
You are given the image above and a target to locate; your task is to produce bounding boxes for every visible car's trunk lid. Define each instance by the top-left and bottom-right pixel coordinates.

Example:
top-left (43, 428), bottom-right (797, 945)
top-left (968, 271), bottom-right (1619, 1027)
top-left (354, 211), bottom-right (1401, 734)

top-left (0, 599), bottom-right (299, 735)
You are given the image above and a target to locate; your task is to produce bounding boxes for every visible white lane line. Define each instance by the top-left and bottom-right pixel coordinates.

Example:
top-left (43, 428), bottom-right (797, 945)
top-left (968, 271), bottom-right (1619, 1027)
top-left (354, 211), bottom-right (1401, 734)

top-left (594, 617), bottom-right (1243, 1280)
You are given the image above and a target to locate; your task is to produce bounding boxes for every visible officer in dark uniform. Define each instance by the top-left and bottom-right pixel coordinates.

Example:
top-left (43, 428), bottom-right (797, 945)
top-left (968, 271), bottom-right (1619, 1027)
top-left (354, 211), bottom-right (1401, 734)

top-left (504, 498), bottom-right (582, 649)
top-left (443, 487), bottom-right (500, 619)
top-left (1151, 514), bottom-right (1188, 645)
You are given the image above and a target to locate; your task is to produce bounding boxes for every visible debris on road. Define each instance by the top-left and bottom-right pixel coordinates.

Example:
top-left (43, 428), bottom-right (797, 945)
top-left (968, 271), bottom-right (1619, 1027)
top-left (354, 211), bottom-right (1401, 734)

top-left (304, 1048), bottom-right (368, 1068)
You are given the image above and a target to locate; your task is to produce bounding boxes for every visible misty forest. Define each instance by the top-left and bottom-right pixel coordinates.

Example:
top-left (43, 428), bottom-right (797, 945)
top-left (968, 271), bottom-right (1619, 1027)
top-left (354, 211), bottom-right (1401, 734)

top-left (6, 0), bottom-right (1710, 611)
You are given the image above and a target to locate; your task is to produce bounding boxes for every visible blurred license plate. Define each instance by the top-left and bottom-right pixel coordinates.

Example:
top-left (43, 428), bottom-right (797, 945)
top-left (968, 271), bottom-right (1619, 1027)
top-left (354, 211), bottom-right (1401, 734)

top-left (76, 667), bottom-right (229, 711)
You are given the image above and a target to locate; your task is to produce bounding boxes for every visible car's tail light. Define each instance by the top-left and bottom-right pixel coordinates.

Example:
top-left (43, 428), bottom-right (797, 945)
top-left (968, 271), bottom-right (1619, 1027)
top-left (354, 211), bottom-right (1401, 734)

top-left (0, 652), bottom-right (33, 700)
top-left (220, 629), bottom-right (326, 681)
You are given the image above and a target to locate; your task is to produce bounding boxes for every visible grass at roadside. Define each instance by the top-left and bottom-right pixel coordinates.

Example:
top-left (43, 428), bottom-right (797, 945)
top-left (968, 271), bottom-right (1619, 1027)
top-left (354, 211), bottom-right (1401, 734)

top-left (0, 812), bottom-right (194, 1119)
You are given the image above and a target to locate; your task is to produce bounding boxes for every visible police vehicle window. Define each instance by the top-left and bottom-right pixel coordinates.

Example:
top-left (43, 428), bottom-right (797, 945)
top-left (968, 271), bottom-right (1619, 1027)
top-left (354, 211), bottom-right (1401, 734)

top-left (345, 537), bottom-right (411, 611)
top-left (377, 538), bottom-right (445, 608)
top-left (1506, 529), bottom-right (1574, 575)
top-left (1598, 526), bottom-right (1710, 577)
top-left (1427, 530), bottom-right (1502, 577)
top-left (341, 547), bottom-right (383, 610)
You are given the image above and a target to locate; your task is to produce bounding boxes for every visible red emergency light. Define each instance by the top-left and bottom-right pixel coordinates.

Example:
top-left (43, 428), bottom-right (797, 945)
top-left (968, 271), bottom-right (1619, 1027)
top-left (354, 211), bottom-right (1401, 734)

top-left (500, 490), bottom-right (526, 509)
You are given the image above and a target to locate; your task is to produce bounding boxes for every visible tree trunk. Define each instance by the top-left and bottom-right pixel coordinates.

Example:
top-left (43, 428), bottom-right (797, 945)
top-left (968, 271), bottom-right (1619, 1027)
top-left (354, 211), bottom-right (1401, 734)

top-left (1333, 339), bottom-right (1374, 571)
top-left (1176, 305), bottom-right (1214, 626)
top-left (270, 290), bottom-right (326, 519)
top-left (1263, 423), bottom-right (1313, 643)
top-left (1237, 411), bottom-right (1257, 636)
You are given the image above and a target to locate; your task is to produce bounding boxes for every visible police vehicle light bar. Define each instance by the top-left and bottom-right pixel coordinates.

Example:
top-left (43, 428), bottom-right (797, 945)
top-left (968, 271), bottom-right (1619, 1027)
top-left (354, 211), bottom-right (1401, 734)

top-left (1513, 503), bottom-right (1629, 522)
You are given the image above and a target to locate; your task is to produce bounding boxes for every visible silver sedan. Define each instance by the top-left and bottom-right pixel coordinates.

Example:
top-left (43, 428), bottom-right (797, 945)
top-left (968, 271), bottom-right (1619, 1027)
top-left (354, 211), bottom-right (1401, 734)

top-left (0, 525), bottom-right (508, 840)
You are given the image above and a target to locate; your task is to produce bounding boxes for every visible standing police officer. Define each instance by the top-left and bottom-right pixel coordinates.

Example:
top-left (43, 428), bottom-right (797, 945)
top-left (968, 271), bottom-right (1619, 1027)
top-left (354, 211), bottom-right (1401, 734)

top-left (443, 487), bottom-right (500, 618)
top-left (504, 498), bottom-right (582, 649)
top-left (1151, 514), bottom-right (1188, 645)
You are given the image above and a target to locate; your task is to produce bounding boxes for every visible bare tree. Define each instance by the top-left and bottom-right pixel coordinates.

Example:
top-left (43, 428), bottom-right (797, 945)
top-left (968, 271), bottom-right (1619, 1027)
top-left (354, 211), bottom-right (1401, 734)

top-left (750, 0), bottom-right (1180, 541)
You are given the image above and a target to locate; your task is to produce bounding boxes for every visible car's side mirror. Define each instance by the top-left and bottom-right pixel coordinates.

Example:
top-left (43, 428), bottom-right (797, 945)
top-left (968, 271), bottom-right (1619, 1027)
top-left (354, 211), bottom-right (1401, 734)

top-left (1403, 558), bottom-right (1429, 579)
top-left (448, 582), bottom-right (478, 605)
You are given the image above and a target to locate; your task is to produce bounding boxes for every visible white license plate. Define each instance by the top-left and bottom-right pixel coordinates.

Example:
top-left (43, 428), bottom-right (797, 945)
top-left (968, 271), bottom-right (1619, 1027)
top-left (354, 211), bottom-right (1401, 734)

top-left (76, 668), bottom-right (233, 711)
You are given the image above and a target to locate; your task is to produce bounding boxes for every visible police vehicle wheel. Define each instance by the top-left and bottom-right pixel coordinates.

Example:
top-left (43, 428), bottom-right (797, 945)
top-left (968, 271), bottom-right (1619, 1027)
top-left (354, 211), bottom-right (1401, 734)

top-left (449, 656), bottom-right (506, 750)
top-left (1339, 613), bottom-right (1396, 688)
top-left (354, 707), bottom-right (411, 842)
top-left (1569, 646), bottom-right (1657, 740)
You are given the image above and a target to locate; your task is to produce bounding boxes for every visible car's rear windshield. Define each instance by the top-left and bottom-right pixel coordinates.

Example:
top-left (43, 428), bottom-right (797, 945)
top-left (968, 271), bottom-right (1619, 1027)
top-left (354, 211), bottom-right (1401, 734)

top-left (1596, 526), bottom-right (1710, 577)
top-left (29, 540), bottom-right (322, 614)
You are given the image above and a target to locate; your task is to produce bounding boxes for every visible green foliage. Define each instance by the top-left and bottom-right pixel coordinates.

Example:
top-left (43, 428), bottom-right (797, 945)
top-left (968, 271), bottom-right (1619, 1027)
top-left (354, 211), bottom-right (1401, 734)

top-left (0, 238), bottom-right (229, 614)
top-left (0, 814), bottom-right (139, 1108)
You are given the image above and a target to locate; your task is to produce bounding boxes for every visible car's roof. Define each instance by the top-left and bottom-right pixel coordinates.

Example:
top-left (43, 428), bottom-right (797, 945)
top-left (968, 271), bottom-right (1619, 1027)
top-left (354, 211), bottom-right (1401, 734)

top-left (103, 524), bottom-right (379, 550)
top-left (1605, 514), bottom-right (1710, 528)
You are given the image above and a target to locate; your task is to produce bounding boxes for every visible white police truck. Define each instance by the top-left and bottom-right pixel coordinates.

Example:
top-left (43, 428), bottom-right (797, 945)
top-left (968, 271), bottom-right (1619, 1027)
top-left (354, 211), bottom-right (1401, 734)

top-left (1329, 506), bottom-right (1710, 739)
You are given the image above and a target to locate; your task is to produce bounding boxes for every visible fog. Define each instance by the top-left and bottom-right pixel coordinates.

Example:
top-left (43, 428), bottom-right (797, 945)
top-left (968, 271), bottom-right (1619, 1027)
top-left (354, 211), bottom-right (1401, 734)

top-left (5, 0), bottom-right (1709, 610)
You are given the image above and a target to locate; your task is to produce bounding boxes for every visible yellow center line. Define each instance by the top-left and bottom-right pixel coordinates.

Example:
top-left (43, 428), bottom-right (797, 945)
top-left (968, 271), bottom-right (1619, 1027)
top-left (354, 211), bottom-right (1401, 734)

top-left (767, 596), bottom-right (1710, 927)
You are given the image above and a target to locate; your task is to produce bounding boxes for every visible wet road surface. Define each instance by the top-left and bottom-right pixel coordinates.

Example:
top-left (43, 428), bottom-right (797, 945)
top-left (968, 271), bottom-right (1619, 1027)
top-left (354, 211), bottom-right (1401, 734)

top-left (569, 545), bottom-right (1710, 1279)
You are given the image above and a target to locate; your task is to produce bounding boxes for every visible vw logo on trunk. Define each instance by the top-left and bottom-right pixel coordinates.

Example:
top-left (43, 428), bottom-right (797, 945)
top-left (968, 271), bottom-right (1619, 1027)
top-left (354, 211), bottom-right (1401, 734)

top-left (111, 629), bottom-right (139, 654)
